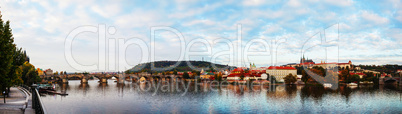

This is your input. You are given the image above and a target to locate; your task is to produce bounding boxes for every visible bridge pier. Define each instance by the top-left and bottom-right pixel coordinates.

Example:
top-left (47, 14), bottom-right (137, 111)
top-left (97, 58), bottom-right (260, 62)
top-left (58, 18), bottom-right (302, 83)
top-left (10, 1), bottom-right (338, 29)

top-left (81, 78), bottom-right (88, 83)
top-left (81, 74), bottom-right (90, 84)
top-left (118, 74), bottom-right (126, 84)
top-left (100, 78), bottom-right (108, 83)
top-left (62, 78), bottom-right (69, 84)
top-left (379, 78), bottom-right (384, 85)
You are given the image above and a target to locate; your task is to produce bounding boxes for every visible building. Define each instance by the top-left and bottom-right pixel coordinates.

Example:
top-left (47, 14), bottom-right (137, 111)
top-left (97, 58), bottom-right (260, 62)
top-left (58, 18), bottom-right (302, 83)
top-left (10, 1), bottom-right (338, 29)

top-left (314, 60), bottom-right (352, 69)
top-left (226, 68), bottom-right (264, 81)
top-left (200, 72), bottom-right (215, 79)
top-left (36, 68), bottom-right (44, 76)
top-left (44, 69), bottom-right (53, 76)
top-left (266, 66), bottom-right (297, 82)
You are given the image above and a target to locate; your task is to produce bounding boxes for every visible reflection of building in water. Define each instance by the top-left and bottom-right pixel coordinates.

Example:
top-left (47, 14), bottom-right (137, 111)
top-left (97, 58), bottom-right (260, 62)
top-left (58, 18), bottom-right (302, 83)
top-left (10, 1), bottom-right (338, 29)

top-left (265, 85), bottom-right (289, 99)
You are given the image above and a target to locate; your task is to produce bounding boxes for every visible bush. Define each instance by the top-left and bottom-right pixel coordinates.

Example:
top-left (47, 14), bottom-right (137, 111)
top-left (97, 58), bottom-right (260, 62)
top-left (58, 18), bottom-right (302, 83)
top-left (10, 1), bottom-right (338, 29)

top-left (284, 73), bottom-right (297, 84)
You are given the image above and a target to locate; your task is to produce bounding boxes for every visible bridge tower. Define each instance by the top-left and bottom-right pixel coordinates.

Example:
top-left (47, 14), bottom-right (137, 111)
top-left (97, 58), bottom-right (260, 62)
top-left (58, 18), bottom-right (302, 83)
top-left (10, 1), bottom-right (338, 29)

top-left (117, 73), bottom-right (126, 84)
top-left (99, 74), bottom-right (108, 83)
top-left (61, 74), bottom-right (69, 84)
top-left (81, 74), bottom-right (89, 84)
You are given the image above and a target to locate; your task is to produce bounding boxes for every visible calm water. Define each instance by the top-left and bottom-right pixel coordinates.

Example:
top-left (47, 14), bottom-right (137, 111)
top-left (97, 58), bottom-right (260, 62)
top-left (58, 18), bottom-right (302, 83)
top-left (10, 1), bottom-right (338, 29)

top-left (41, 80), bottom-right (402, 113)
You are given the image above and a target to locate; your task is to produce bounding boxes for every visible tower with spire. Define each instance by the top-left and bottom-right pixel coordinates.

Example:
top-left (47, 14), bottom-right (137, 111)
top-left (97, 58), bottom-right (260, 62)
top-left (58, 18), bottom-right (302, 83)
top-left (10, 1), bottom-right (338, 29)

top-left (300, 55), bottom-right (314, 63)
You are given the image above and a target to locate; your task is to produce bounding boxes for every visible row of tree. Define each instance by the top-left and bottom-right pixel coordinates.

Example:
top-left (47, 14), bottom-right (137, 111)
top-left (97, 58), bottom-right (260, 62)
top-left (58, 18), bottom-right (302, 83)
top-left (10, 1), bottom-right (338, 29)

top-left (0, 14), bottom-right (40, 102)
top-left (298, 66), bottom-right (380, 85)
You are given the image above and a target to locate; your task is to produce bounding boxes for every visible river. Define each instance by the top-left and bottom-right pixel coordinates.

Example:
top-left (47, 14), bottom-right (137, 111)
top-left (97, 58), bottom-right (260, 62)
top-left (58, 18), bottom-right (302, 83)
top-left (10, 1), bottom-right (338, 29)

top-left (40, 80), bottom-right (402, 113)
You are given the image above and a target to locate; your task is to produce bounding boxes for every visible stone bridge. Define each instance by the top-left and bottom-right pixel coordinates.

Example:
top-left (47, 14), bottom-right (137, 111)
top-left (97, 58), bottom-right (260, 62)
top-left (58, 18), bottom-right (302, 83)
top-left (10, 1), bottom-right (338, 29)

top-left (45, 74), bottom-right (184, 84)
top-left (380, 77), bottom-right (401, 85)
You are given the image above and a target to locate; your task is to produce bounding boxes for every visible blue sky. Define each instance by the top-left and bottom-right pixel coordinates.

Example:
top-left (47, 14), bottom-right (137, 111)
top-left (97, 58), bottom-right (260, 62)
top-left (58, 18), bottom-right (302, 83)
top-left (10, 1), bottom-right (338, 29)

top-left (1, 0), bottom-right (401, 72)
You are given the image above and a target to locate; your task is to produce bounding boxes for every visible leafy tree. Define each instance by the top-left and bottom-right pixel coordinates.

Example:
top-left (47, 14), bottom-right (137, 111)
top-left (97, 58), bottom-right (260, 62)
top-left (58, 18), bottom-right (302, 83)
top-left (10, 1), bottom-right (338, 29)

top-left (0, 14), bottom-right (16, 101)
top-left (173, 69), bottom-right (177, 75)
top-left (214, 72), bottom-right (222, 81)
top-left (209, 67), bottom-right (215, 72)
top-left (240, 70), bottom-right (245, 80)
top-left (183, 72), bottom-right (190, 79)
top-left (284, 73), bottom-right (297, 84)
top-left (339, 70), bottom-right (350, 83)
top-left (350, 74), bottom-right (360, 83)
top-left (21, 62), bottom-right (40, 85)
top-left (301, 70), bottom-right (309, 84)
top-left (6, 48), bottom-right (25, 93)
top-left (269, 75), bottom-right (277, 83)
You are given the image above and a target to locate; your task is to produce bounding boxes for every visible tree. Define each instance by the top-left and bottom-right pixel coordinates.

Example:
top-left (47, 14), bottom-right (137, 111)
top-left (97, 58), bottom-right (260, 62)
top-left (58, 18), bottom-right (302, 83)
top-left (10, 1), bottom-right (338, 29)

top-left (240, 70), bottom-right (245, 80)
top-left (0, 14), bottom-right (16, 103)
top-left (173, 69), bottom-right (177, 75)
top-left (301, 70), bottom-right (309, 84)
top-left (284, 73), bottom-right (297, 84)
top-left (350, 74), bottom-right (360, 83)
top-left (339, 70), bottom-right (350, 83)
top-left (183, 72), bottom-right (190, 79)
top-left (21, 62), bottom-right (40, 85)
top-left (6, 48), bottom-right (25, 94)
top-left (214, 72), bottom-right (222, 81)
top-left (209, 67), bottom-right (215, 72)
top-left (269, 75), bottom-right (277, 83)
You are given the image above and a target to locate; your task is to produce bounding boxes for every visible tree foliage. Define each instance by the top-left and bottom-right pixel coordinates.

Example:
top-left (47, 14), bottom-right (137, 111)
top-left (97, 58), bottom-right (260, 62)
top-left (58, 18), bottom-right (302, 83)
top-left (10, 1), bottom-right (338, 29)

top-left (0, 14), bottom-right (16, 96)
top-left (183, 72), bottom-right (190, 79)
top-left (284, 73), bottom-right (297, 84)
top-left (301, 70), bottom-right (309, 84)
top-left (21, 62), bottom-right (40, 85)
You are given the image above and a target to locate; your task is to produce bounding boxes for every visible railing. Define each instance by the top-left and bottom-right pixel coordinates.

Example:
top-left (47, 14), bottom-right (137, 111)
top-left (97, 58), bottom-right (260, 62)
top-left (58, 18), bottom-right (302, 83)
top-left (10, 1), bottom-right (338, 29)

top-left (18, 85), bottom-right (31, 109)
top-left (31, 86), bottom-right (47, 114)
top-left (20, 84), bottom-right (31, 91)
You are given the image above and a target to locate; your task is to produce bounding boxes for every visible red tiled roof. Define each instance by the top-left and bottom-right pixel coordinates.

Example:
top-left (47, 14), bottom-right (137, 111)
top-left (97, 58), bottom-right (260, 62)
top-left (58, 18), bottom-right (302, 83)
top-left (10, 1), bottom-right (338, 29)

top-left (350, 72), bottom-right (366, 76)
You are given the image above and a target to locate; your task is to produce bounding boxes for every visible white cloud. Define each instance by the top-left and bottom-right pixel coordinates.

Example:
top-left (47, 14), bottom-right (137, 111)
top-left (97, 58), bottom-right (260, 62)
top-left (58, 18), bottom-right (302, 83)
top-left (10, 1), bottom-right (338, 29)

top-left (324, 0), bottom-right (354, 7)
top-left (395, 10), bottom-right (402, 23)
top-left (0, 0), bottom-right (400, 72)
top-left (361, 11), bottom-right (389, 25)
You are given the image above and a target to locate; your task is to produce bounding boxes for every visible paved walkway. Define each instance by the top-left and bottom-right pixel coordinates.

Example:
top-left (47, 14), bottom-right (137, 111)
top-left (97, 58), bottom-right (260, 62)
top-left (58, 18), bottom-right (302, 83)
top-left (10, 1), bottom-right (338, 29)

top-left (0, 87), bottom-right (33, 114)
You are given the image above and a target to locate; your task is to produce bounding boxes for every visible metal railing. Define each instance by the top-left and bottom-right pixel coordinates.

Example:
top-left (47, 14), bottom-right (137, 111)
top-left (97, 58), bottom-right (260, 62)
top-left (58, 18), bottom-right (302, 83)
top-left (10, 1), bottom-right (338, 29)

top-left (31, 86), bottom-right (47, 114)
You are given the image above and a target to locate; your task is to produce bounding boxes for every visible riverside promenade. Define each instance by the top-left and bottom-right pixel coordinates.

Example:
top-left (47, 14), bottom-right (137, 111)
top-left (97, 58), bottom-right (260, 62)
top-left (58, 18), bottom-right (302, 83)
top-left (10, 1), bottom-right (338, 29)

top-left (0, 87), bottom-right (34, 114)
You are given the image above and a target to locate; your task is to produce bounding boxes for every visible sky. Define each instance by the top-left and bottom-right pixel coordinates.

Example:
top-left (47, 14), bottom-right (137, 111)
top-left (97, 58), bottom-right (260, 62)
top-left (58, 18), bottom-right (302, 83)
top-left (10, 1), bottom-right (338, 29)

top-left (0, 0), bottom-right (401, 72)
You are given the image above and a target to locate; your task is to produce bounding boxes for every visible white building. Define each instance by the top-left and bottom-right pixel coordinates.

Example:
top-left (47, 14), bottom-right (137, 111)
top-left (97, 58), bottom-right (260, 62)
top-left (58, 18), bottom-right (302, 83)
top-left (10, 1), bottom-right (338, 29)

top-left (266, 66), bottom-right (297, 82)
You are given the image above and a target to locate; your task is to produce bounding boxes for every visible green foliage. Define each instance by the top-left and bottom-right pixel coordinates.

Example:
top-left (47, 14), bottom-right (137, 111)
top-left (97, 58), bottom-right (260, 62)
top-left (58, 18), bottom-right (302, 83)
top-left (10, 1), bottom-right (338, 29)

top-left (7, 48), bottom-right (25, 87)
top-left (350, 74), bottom-right (360, 83)
top-left (0, 14), bottom-right (16, 94)
top-left (284, 73), bottom-right (297, 84)
top-left (83, 72), bottom-right (89, 75)
top-left (269, 75), bottom-right (277, 83)
top-left (240, 74), bottom-right (245, 80)
top-left (339, 69), bottom-right (350, 83)
top-left (301, 70), bottom-right (309, 83)
top-left (21, 62), bottom-right (40, 85)
top-left (126, 61), bottom-right (234, 73)
top-left (214, 73), bottom-right (222, 81)
top-left (183, 72), bottom-right (190, 79)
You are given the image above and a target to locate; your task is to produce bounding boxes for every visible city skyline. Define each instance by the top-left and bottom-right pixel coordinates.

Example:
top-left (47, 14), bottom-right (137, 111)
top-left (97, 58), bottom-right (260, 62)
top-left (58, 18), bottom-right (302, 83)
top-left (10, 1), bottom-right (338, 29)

top-left (0, 0), bottom-right (401, 72)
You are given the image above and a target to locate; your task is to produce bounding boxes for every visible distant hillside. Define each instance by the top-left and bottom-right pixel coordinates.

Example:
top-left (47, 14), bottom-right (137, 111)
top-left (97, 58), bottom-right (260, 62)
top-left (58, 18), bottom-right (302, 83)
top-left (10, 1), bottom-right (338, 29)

top-left (127, 61), bottom-right (235, 73)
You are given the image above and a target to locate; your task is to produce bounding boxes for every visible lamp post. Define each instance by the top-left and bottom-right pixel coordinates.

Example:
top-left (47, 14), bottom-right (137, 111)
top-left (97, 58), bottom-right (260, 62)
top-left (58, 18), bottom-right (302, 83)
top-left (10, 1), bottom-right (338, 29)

top-left (3, 91), bottom-right (5, 103)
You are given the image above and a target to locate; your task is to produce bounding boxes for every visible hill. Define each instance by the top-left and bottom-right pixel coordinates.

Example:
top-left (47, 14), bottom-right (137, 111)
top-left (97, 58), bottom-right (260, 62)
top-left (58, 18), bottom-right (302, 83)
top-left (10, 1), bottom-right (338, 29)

top-left (126, 61), bottom-right (235, 73)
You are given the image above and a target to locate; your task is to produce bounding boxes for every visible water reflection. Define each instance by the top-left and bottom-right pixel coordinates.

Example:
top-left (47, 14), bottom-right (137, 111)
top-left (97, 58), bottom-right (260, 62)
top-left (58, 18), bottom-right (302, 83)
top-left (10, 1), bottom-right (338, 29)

top-left (78, 83), bottom-right (89, 96)
top-left (41, 81), bottom-right (402, 113)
